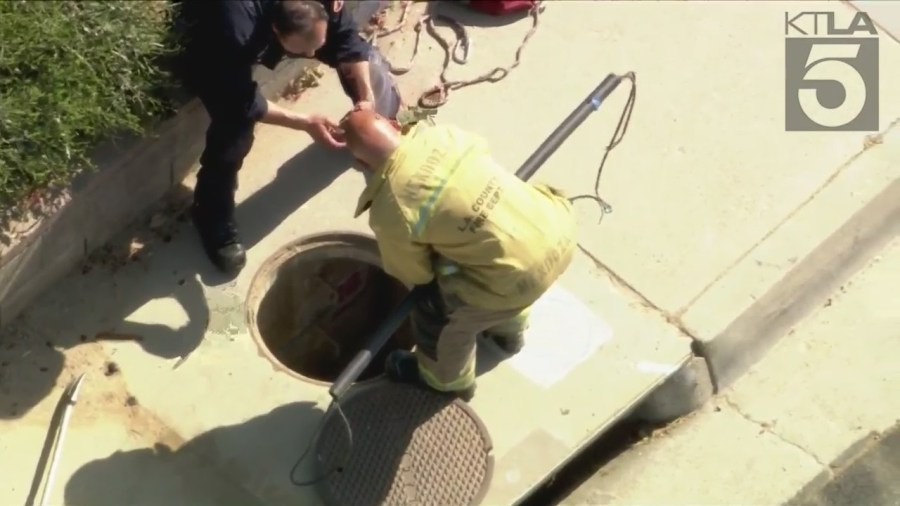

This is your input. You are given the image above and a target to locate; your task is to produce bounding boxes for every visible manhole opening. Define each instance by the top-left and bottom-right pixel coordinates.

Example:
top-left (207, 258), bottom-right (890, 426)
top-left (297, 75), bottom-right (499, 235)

top-left (253, 252), bottom-right (414, 384)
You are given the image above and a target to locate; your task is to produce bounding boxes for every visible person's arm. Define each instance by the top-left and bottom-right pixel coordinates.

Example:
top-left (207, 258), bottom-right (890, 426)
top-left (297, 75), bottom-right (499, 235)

top-left (318, 1), bottom-right (375, 104)
top-left (375, 235), bottom-right (435, 287)
top-left (204, 47), bottom-right (342, 148)
top-left (260, 100), bottom-right (310, 128)
top-left (208, 42), bottom-right (309, 128)
top-left (202, 6), bottom-right (308, 127)
top-left (259, 98), bottom-right (343, 148)
top-left (339, 61), bottom-right (375, 105)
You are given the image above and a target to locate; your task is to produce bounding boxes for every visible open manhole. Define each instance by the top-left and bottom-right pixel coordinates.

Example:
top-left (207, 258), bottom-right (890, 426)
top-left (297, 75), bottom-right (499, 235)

top-left (247, 232), bottom-right (414, 384)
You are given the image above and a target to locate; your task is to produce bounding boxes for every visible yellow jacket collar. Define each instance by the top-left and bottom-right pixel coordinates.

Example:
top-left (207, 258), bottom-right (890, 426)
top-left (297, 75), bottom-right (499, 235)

top-left (354, 142), bottom-right (406, 218)
top-left (354, 170), bottom-right (385, 218)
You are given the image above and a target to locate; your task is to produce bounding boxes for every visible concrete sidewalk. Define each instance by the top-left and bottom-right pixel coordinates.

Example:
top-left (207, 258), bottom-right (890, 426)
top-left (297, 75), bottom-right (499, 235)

top-left (561, 237), bottom-right (900, 505)
top-left (0, 1), bottom-right (897, 505)
top-left (380, 0), bottom-right (900, 389)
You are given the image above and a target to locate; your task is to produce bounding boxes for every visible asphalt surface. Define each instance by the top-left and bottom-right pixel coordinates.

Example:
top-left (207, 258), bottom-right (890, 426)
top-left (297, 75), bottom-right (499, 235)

top-left (788, 422), bottom-right (900, 506)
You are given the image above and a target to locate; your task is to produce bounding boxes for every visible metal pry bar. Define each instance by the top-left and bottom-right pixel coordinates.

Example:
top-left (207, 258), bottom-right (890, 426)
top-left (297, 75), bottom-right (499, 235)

top-left (37, 373), bottom-right (86, 506)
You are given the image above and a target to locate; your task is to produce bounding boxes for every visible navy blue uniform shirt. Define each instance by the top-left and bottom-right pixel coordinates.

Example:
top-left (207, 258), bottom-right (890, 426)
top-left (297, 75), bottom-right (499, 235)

top-left (179, 0), bottom-right (370, 123)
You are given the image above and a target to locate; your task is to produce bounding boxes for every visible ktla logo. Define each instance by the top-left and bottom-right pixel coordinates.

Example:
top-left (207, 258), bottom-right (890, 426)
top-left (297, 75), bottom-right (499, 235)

top-left (784, 11), bottom-right (879, 132)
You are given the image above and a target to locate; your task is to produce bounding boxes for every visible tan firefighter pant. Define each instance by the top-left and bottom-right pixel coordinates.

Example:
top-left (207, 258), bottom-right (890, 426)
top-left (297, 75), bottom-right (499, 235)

top-left (411, 288), bottom-right (531, 392)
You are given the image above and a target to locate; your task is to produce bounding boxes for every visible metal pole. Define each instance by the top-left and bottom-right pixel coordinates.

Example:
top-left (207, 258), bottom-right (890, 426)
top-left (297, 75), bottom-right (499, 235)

top-left (515, 73), bottom-right (622, 180)
top-left (39, 373), bottom-right (86, 506)
top-left (329, 73), bottom-right (625, 400)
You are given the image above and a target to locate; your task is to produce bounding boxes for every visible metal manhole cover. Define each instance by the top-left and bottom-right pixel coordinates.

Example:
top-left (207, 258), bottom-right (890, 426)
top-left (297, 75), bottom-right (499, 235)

top-left (315, 381), bottom-right (494, 506)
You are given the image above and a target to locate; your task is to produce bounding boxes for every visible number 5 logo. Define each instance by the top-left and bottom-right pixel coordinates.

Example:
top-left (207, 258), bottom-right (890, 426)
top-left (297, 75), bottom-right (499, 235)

top-left (798, 44), bottom-right (867, 128)
top-left (785, 37), bottom-right (878, 132)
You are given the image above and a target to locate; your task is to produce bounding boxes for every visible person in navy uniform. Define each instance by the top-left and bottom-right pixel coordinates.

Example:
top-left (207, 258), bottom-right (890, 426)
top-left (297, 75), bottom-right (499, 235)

top-left (176, 0), bottom-right (392, 273)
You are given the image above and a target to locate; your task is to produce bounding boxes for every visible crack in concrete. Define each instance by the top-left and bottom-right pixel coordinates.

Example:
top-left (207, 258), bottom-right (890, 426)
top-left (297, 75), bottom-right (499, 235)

top-left (575, 244), bottom-right (719, 395)
top-left (722, 395), bottom-right (830, 470)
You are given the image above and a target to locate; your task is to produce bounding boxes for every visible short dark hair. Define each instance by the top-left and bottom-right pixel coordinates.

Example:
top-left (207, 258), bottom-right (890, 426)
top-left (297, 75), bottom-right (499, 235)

top-left (272, 0), bottom-right (328, 36)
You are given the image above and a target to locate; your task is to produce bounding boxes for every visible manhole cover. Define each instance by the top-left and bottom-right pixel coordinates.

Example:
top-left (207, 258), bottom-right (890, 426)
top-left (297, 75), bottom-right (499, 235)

top-left (316, 382), bottom-right (494, 506)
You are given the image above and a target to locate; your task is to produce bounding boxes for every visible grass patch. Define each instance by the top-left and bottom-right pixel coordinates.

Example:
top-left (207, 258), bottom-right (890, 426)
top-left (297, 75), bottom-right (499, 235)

top-left (0, 0), bottom-right (179, 221)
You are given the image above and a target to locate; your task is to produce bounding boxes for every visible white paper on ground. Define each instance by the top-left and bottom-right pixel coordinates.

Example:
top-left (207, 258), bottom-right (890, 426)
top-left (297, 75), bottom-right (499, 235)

top-left (504, 286), bottom-right (614, 389)
top-left (636, 361), bottom-right (680, 375)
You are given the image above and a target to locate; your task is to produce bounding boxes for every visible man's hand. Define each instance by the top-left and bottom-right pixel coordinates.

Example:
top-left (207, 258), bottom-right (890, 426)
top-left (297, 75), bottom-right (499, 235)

top-left (259, 101), bottom-right (346, 148)
top-left (303, 115), bottom-right (347, 149)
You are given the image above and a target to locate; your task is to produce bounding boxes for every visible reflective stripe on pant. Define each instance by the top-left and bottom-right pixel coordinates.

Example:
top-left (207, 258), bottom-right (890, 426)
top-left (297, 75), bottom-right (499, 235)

top-left (411, 290), bottom-right (531, 392)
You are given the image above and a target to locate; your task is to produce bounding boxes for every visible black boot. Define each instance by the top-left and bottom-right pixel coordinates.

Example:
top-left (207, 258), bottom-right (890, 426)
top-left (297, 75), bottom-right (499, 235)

top-left (484, 332), bottom-right (526, 355)
top-left (191, 203), bottom-right (246, 274)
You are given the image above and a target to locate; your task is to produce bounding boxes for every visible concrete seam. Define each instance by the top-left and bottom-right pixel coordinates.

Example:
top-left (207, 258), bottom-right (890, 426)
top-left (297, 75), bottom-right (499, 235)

top-left (575, 245), bottom-right (718, 396)
top-left (575, 244), bottom-right (697, 339)
top-left (675, 117), bottom-right (900, 319)
top-left (722, 395), bottom-right (830, 470)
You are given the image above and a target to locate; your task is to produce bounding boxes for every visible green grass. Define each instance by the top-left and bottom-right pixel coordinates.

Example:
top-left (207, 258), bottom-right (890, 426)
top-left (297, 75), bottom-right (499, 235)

top-left (0, 0), bottom-right (179, 219)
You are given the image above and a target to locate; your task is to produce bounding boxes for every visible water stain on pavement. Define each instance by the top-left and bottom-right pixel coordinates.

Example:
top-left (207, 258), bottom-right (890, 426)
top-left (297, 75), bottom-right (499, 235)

top-left (205, 291), bottom-right (247, 338)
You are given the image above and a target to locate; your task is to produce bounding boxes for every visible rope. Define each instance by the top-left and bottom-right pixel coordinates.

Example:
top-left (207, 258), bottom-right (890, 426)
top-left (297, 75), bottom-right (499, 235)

top-left (569, 72), bottom-right (638, 222)
top-left (288, 397), bottom-right (354, 487)
top-left (365, 1), bottom-right (417, 74)
top-left (364, 1), bottom-right (545, 109)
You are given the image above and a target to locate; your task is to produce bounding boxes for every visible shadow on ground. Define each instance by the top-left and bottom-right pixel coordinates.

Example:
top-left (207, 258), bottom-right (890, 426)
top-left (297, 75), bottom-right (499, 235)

top-left (233, 143), bottom-right (352, 256)
top-left (475, 337), bottom-right (512, 377)
top-left (786, 421), bottom-right (900, 506)
top-left (62, 393), bottom-right (454, 506)
top-left (0, 143), bottom-right (350, 421)
top-left (62, 402), bottom-right (323, 506)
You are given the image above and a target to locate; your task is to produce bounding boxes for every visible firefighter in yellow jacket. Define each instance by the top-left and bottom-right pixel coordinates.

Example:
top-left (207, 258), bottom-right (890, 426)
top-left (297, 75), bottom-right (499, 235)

top-left (341, 109), bottom-right (577, 400)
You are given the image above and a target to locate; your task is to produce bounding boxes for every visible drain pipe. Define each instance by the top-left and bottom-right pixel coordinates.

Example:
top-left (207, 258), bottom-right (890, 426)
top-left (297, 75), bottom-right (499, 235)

top-left (330, 73), bottom-right (627, 400)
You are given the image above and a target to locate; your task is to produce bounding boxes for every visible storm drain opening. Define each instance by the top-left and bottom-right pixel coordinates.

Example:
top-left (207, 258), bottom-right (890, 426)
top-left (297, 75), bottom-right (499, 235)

top-left (248, 233), bottom-right (414, 384)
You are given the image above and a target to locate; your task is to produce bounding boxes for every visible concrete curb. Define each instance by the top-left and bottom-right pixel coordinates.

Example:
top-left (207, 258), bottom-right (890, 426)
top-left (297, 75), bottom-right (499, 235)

top-left (632, 357), bottom-right (714, 423)
top-left (0, 58), bottom-right (315, 328)
top-left (691, 163), bottom-right (900, 392)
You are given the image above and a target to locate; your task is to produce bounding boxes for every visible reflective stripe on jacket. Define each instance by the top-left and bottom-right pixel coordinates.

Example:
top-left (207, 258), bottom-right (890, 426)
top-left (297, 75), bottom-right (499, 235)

top-left (355, 122), bottom-right (576, 311)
